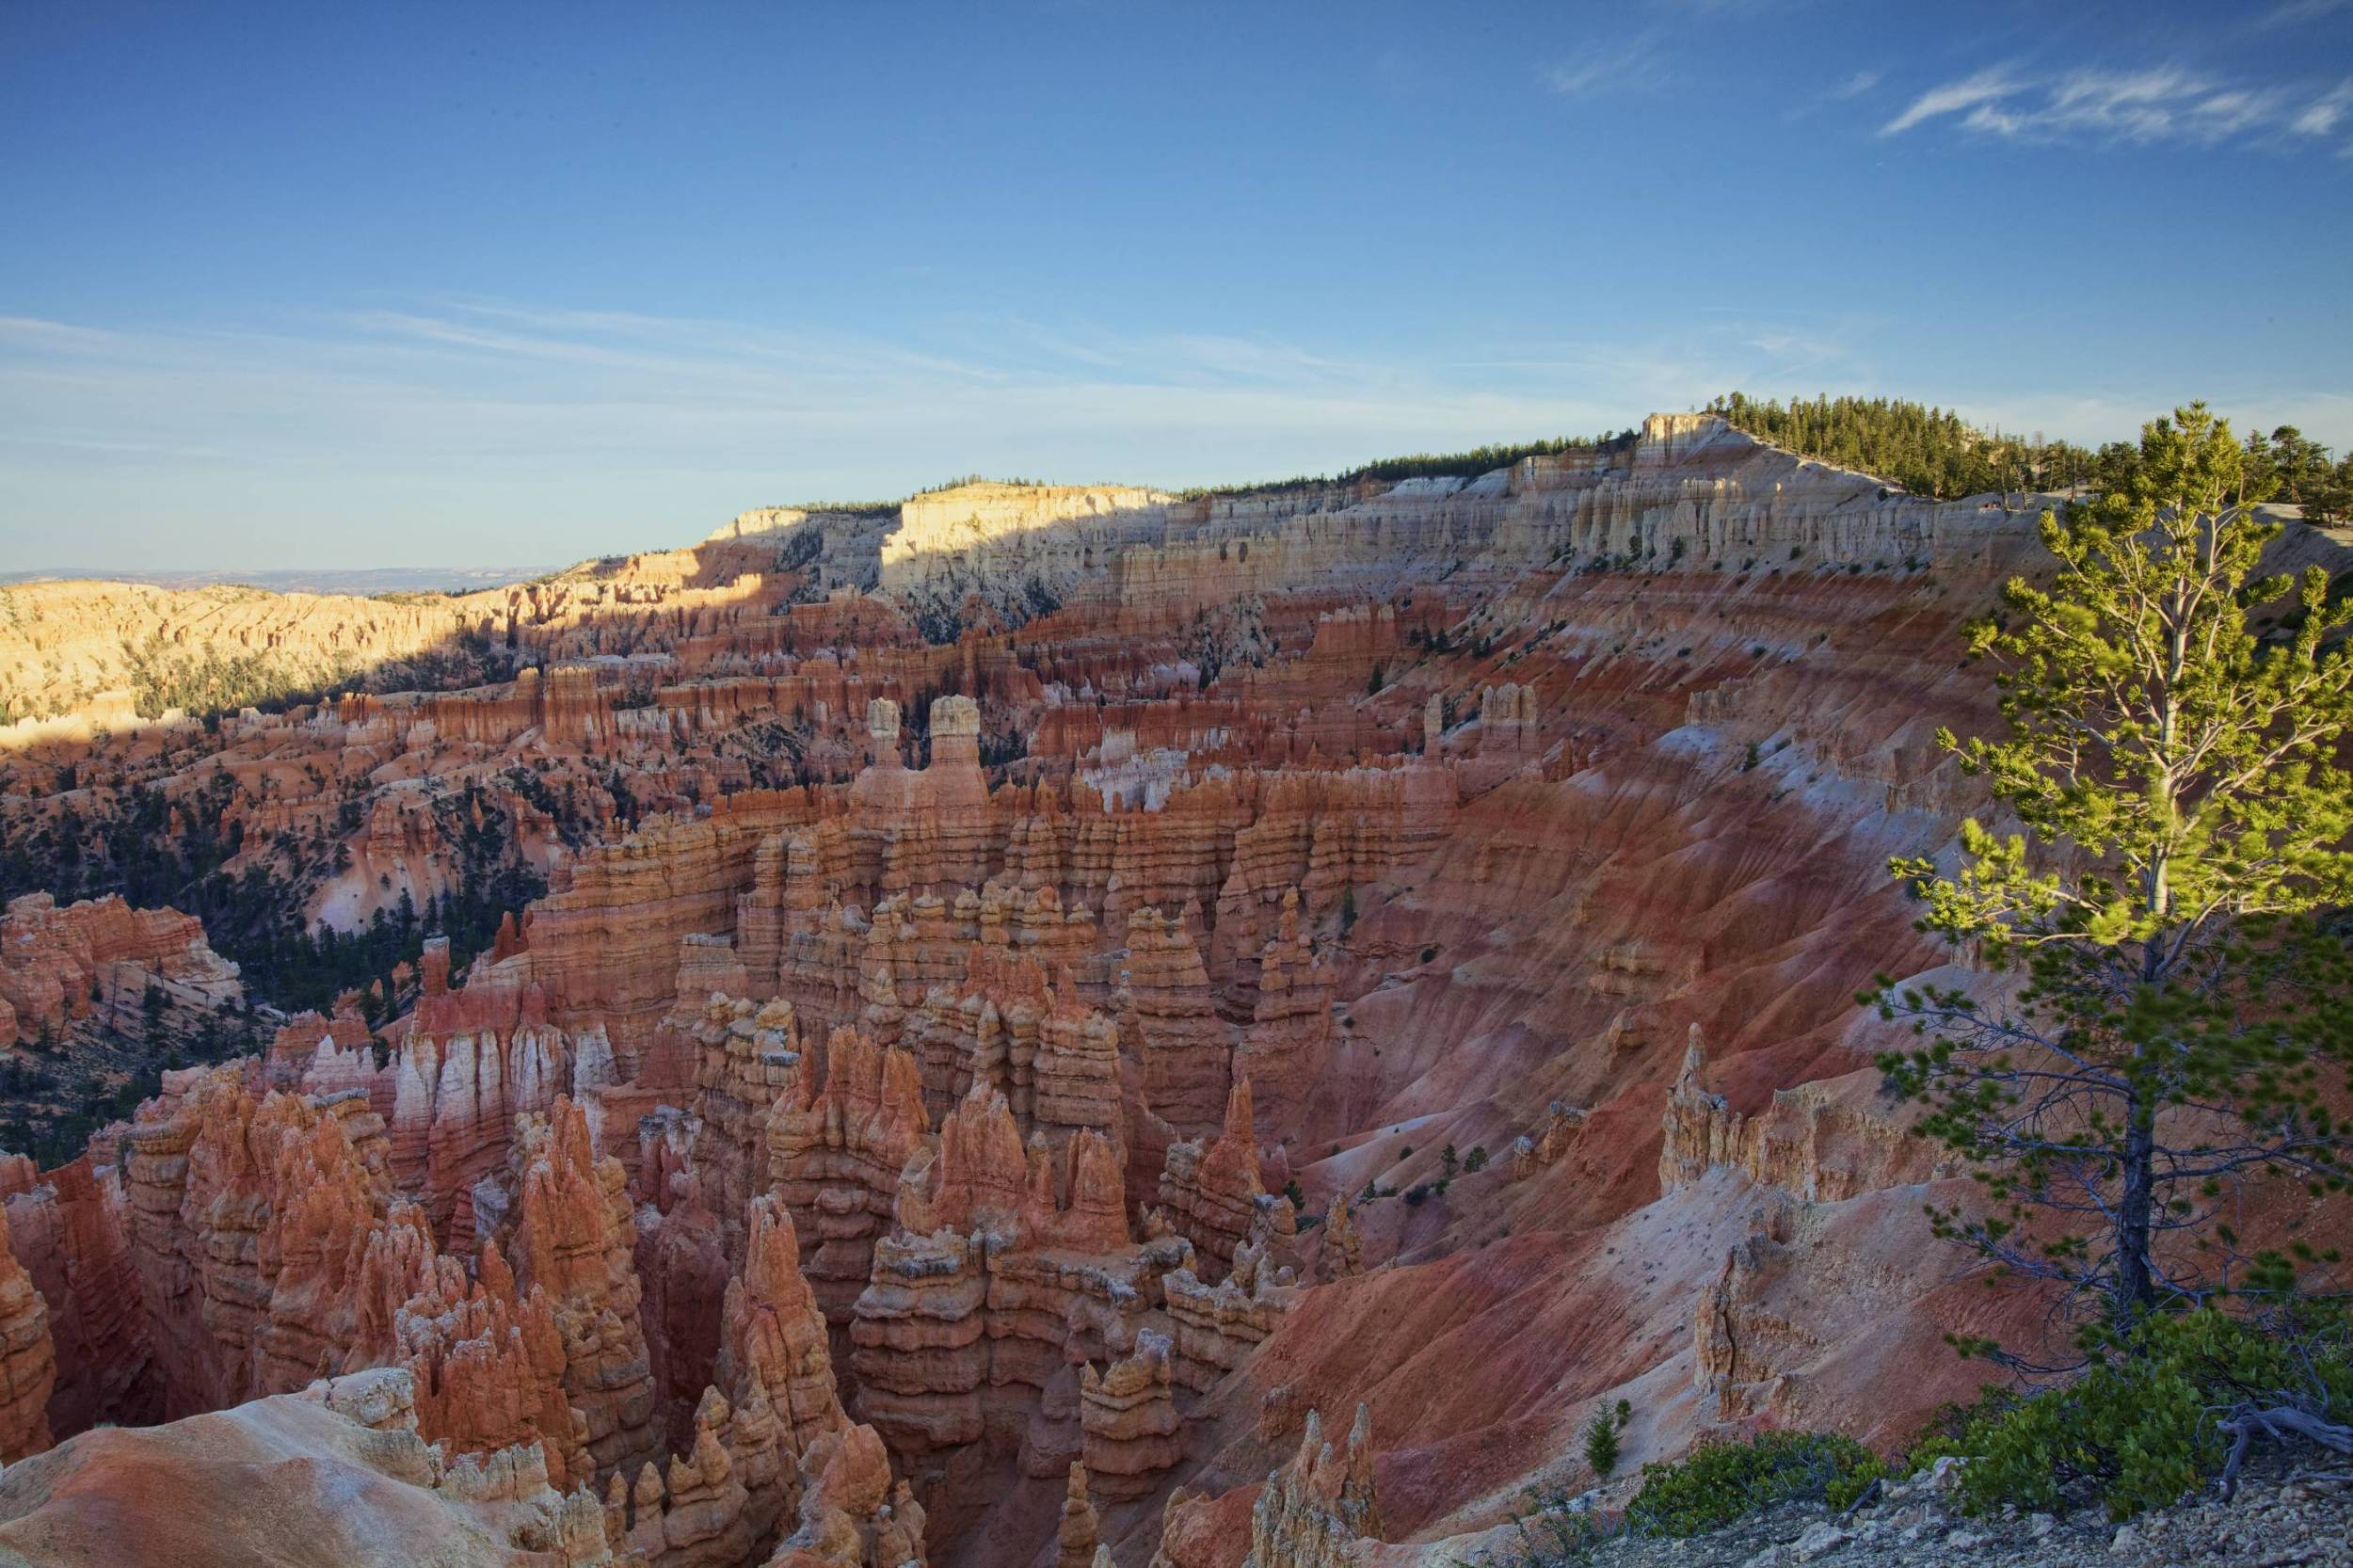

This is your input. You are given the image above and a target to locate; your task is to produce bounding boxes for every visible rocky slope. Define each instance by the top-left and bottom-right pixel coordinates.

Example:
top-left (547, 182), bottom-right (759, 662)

top-left (0, 413), bottom-right (2346, 1567)
top-left (0, 1368), bottom-right (615, 1567)
top-left (1533, 1459), bottom-right (2353, 1568)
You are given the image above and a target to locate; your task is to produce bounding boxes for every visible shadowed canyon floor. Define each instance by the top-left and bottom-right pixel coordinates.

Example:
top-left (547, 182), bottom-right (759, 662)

top-left (3, 413), bottom-right (2347, 1566)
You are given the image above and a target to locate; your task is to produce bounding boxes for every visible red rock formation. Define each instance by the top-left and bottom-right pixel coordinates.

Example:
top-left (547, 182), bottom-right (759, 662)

top-left (719, 1194), bottom-right (850, 1457)
top-left (1, 1156), bottom-right (151, 1437)
top-left (0, 891), bottom-right (241, 1048)
top-left (1160, 1240), bottom-right (1297, 1395)
top-left (1245, 1405), bottom-right (1384, 1568)
top-left (254, 1093), bottom-right (392, 1391)
top-left (686, 990), bottom-right (804, 1238)
top-left (1056, 1462), bottom-right (1099, 1568)
top-left (845, 696), bottom-right (994, 896)
top-left (1233, 891), bottom-right (1332, 1134)
top-left (1659, 1028), bottom-right (1939, 1200)
top-left (637, 1146), bottom-right (730, 1446)
top-left (1155, 1078), bottom-right (1265, 1281)
top-left (351, 1210), bottom-right (595, 1492)
top-left (389, 941), bottom-right (615, 1235)
top-left (1316, 1192), bottom-right (1362, 1282)
top-left (766, 1026), bottom-right (930, 1327)
top-left (906, 947), bottom-right (1123, 1158)
top-left (602, 1384), bottom-right (788, 1568)
top-left (851, 1093), bottom-right (1145, 1474)
top-left (117, 1069), bottom-right (391, 1415)
top-left (1079, 1330), bottom-right (1181, 1499)
top-left (761, 1421), bottom-right (930, 1568)
top-left (1119, 904), bottom-right (1231, 1134)
top-left (0, 1202), bottom-right (56, 1461)
top-left (262, 1005), bottom-right (373, 1085)
top-left (507, 1095), bottom-right (663, 1481)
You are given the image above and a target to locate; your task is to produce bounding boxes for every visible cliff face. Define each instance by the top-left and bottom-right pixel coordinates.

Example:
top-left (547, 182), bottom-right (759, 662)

top-left (0, 1201), bottom-right (55, 1462)
top-left (1, 1157), bottom-right (147, 1436)
top-left (883, 484), bottom-right (1172, 620)
top-left (6, 412), bottom-right (2343, 1568)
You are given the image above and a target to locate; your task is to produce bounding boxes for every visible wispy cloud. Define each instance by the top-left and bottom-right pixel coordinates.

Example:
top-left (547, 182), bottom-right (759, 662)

top-left (1785, 65), bottom-right (1883, 122)
top-left (1881, 65), bottom-right (2025, 136)
top-left (1881, 62), bottom-right (2351, 151)
top-left (1542, 33), bottom-right (1669, 99)
top-left (2256, 0), bottom-right (2350, 29)
top-left (2292, 80), bottom-right (2353, 137)
top-left (6, 296), bottom-right (2345, 571)
top-left (0, 299), bottom-right (1818, 567)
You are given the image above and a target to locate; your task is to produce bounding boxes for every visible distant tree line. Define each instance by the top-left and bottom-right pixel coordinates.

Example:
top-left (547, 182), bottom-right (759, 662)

top-left (1179, 430), bottom-right (1641, 500)
top-left (1706, 392), bottom-right (2103, 501)
top-left (1706, 392), bottom-right (2353, 519)
top-left (2243, 423), bottom-right (2353, 523)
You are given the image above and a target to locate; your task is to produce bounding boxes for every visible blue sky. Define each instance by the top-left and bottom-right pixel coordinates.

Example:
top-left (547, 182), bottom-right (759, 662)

top-left (3, 0), bottom-right (2349, 572)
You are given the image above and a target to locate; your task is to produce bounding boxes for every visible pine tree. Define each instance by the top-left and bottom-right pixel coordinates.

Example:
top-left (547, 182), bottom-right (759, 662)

top-left (1877, 403), bottom-right (2353, 1348)
top-left (1582, 1400), bottom-right (1632, 1479)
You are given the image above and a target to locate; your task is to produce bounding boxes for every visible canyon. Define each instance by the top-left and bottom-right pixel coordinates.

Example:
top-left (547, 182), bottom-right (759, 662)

top-left (1, 411), bottom-right (2341, 1566)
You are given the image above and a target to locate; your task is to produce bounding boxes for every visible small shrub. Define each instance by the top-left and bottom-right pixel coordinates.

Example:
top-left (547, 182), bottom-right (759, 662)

top-left (1501, 1486), bottom-right (1609, 1565)
top-left (1913, 1305), bottom-right (2353, 1522)
top-left (1624, 1431), bottom-right (1883, 1537)
top-left (1464, 1144), bottom-right (1490, 1173)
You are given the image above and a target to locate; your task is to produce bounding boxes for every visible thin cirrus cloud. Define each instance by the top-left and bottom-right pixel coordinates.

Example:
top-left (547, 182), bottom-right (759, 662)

top-left (2256, 0), bottom-right (2350, 27)
top-left (2294, 80), bottom-right (2353, 137)
top-left (1880, 62), bottom-right (2352, 149)
top-left (0, 301), bottom-right (1872, 504)
top-left (1541, 33), bottom-right (1670, 99)
top-left (1784, 65), bottom-right (1883, 121)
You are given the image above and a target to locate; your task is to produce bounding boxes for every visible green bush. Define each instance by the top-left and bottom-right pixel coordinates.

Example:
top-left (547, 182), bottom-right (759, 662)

top-left (1912, 1305), bottom-right (2353, 1521)
top-left (1623, 1431), bottom-right (1883, 1537)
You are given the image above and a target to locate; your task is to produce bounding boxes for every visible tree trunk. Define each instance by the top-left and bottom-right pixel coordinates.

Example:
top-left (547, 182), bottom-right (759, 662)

top-left (2114, 1088), bottom-right (2159, 1331)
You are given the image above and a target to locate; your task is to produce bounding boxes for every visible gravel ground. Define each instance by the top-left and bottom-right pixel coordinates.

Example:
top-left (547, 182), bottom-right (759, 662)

top-left (1574, 1456), bottom-right (2353, 1568)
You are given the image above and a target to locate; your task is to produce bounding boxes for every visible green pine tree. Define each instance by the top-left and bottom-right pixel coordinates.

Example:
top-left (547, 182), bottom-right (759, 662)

top-left (1877, 402), bottom-right (2353, 1347)
top-left (1582, 1403), bottom-right (1625, 1479)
